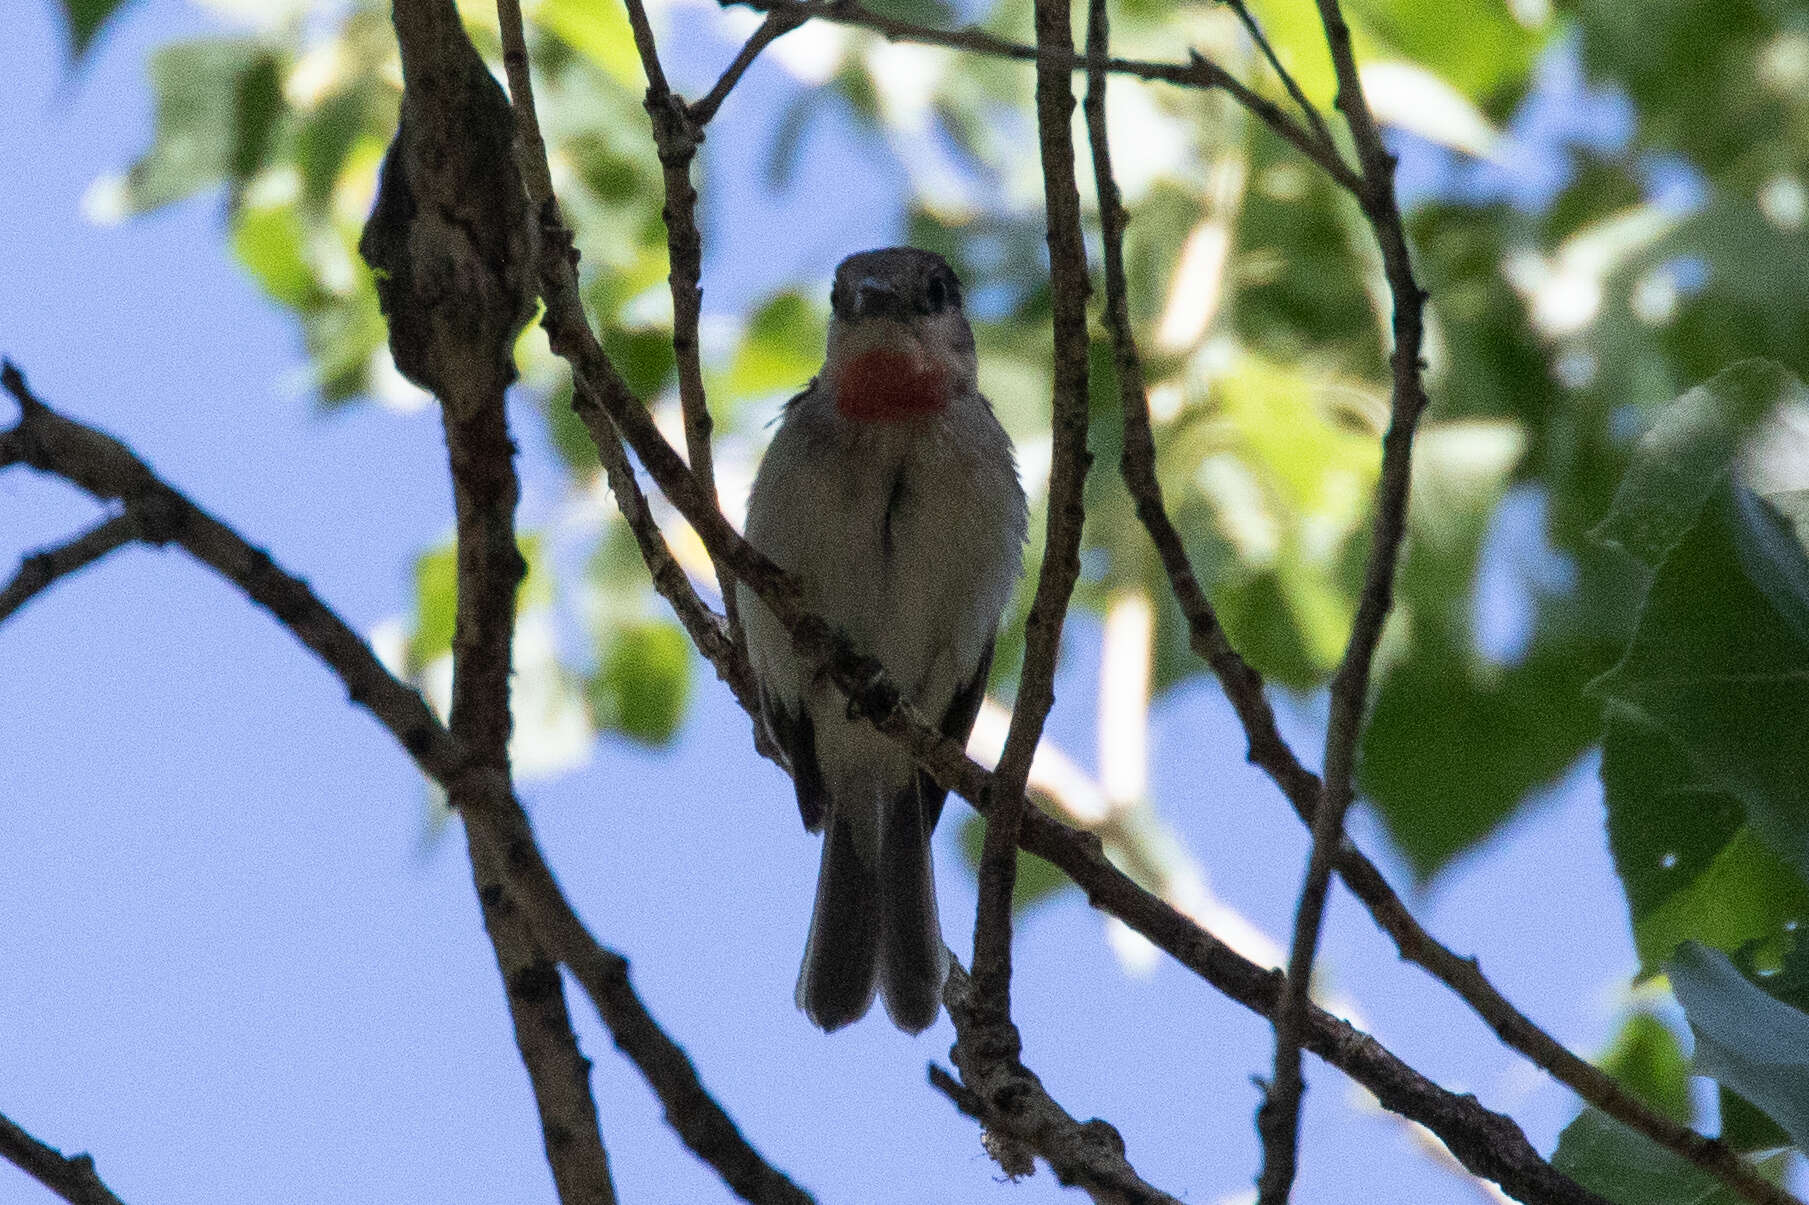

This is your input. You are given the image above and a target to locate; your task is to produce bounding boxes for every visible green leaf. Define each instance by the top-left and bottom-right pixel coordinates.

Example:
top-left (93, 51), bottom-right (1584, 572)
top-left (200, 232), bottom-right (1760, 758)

top-left (1553, 1107), bottom-right (1778, 1204)
top-left (1592, 360), bottom-right (1800, 569)
top-left (957, 814), bottom-right (1070, 915)
top-left (1572, 0), bottom-right (1796, 175)
top-left (1595, 484), bottom-right (1809, 884)
top-left (1601, 705), bottom-right (1809, 973)
top-left (226, 51), bottom-right (283, 196)
top-left (122, 40), bottom-right (279, 212)
top-left (59, 0), bottom-right (132, 60)
top-left (231, 200), bottom-right (315, 309)
top-left (534, 0), bottom-right (642, 85)
top-left (1669, 941), bottom-right (1809, 1153)
top-left (410, 541), bottom-right (460, 673)
top-left (1363, 639), bottom-right (1604, 879)
top-left (604, 326), bottom-right (676, 400)
top-left (589, 619), bottom-right (692, 746)
top-left (722, 292), bottom-right (822, 403)
top-left (1600, 1011), bottom-right (1694, 1125)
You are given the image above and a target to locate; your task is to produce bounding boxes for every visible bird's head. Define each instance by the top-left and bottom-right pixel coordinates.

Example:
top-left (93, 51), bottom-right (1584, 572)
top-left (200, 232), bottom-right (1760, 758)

top-left (823, 247), bottom-right (976, 422)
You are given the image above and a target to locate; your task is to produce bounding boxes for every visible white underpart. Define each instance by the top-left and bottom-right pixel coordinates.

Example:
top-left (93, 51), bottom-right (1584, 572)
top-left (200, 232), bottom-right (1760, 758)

top-left (739, 312), bottom-right (1027, 863)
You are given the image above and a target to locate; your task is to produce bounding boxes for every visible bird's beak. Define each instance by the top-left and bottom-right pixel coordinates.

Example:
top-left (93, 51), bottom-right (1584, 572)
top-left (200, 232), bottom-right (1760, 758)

top-left (855, 275), bottom-right (901, 320)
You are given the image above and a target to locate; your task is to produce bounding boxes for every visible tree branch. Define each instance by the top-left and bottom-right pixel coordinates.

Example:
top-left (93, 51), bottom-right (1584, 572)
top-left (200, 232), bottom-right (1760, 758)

top-left (0, 1111), bottom-right (127, 1205)
top-left (1, 365), bottom-right (1601, 1205)
top-left (933, 964), bottom-right (1183, 1205)
top-left (1217, 0), bottom-right (1334, 154)
top-left (1255, 1), bottom-right (1435, 1197)
top-left (690, 11), bottom-right (809, 126)
top-left (621, 0), bottom-right (759, 648)
top-left (719, 0), bottom-right (1361, 194)
top-left (1077, 13), bottom-right (1793, 1194)
top-left (494, 0), bottom-right (769, 733)
top-left (9, 387), bottom-right (808, 1205)
top-left (0, 512), bottom-right (140, 623)
top-left (967, 0), bottom-right (1094, 1067)
top-left (361, 3), bottom-right (619, 1199)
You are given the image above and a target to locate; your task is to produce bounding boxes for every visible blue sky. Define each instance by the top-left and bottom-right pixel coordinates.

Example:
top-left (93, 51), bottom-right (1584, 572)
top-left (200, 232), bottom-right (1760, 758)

top-left (0, 1), bottom-right (1687, 1202)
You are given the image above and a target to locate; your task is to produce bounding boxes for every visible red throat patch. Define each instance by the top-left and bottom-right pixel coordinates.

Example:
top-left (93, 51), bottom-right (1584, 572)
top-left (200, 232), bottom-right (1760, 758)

top-left (834, 349), bottom-right (950, 421)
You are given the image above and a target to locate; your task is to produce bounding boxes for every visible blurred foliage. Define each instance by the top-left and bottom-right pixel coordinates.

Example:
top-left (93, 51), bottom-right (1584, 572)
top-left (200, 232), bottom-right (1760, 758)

top-left (56, 0), bottom-right (132, 59)
top-left (95, 0), bottom-right (1809, 1180)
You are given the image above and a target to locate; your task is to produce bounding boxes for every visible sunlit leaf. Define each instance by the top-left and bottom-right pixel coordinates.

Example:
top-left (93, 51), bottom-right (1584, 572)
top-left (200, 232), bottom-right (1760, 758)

top-left (721, 291), bottom-right (821, 402)
top-left (1600, 1011), bottom-right (1693, 1125)
top-left (533, 0), bottom-right (642, 85)
top-left (589, 618), bottom-right (693, 746)
top-left (1592, 360), bottom-right (1800, 569)
top-left (1603, 705), bottom-right (1809, 973)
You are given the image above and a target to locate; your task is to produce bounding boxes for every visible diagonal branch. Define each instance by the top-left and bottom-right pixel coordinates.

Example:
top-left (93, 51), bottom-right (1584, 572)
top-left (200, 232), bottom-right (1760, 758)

top-left (1, 366), bottom-right (1601, 1205)
top-left (1216, 0), bottom-right (1334, 153)
top-left (720, 0), bottom-right (1360, 193)
top-left (1, 367), bottom-right (815, 1205)
top-left (0, 1111), bottom-right (127, 1205)
top-left (690, 10), bottom-right (809, 126)
top-left (0, 512), bottom-right (140, 623)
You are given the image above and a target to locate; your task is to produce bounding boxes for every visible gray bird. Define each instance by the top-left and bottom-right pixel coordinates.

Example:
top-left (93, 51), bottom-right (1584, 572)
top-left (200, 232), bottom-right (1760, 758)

top-left (739, 247), bottom-right (1028, 1033)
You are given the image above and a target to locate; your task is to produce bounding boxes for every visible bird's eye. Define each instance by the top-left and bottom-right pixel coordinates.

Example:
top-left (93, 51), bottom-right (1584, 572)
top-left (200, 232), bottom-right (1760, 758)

top-left (925, 276), bottom-right (947, 312)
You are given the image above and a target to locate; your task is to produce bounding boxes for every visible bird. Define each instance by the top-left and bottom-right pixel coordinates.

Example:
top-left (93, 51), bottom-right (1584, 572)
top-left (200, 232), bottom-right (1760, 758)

top-left (738, 247), bottom-right (1028, 1033)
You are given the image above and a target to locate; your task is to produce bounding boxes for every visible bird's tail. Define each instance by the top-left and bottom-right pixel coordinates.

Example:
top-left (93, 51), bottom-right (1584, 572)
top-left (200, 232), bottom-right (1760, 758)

top-left (796, 809), bottom-right (880, 1032)
top-left (877, 781), bottom-right (948, 1033)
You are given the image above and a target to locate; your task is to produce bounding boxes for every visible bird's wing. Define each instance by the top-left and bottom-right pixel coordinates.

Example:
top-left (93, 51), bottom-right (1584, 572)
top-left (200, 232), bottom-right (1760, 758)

top-left (764, 689), bottom-right (829, 833)
top-left (918, 633), bottom-right (994, 834)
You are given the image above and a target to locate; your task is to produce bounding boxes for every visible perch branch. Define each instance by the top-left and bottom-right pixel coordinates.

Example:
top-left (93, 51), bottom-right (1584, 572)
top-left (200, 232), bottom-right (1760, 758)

top-left (1, 364), bottom-right (1603, 1205)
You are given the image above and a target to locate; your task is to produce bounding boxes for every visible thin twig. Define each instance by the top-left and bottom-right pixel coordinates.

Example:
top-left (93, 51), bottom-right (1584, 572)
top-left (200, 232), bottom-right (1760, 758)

top-left (721, 0), bottom-right (1362, 194)
top-left (621, 0), bottom-right (747, 656)
top-left (967, 0), bottom-right (1095, 1058)
top-left (1255, 2), bottom-right (1434, 1199)
top-left (690, 10), bottom-right (808, 126)
top-left (1216, 0), bottom-right (1334, 153)
top-left (1, 373), bottom-right (1601, 1205)
top-left (0, 513), bottom-right (140, 623)
top-left (936, 963), bottom-right (1183, 1205)
top-left (0, 1111), bottom-right (127, 1205)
